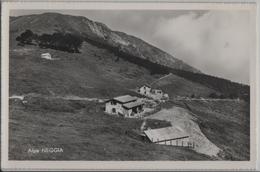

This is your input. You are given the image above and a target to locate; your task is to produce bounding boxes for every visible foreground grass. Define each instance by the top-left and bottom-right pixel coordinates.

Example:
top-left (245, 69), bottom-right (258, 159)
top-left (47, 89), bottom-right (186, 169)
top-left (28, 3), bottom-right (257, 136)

top-left (9, 97), bottom-right (211, 160)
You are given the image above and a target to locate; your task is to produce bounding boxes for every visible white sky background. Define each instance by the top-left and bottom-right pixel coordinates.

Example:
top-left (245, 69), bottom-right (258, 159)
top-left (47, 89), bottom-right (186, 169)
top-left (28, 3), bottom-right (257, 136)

top-left (11, 10), bottom-right (254, 84)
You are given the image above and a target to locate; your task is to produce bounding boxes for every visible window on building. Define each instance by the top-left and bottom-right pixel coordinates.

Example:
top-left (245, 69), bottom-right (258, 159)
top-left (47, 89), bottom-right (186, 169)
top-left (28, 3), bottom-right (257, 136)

top-left (111, 101), bottom-right (116, 105)
top-left (112, 108), bottom-right (116, 113)
top-left (133, 107), bottom-right (138, 114)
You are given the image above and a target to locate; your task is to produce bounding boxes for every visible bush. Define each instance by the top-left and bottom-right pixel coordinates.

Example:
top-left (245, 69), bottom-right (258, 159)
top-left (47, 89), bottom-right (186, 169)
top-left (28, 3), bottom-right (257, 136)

top-left (16, 29), bottom-right (38, 45)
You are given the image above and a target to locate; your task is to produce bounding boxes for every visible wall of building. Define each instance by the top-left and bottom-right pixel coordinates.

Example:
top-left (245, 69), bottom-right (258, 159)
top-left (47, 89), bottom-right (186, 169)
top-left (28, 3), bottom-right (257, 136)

top-left (139, 86), bottom-right (151, 95)
top-left (105, 101), bottom-right (145, 118)
top-left (123, 108), bottom-right (132, 117)
top-left (156, 137), bottom-right (191, 147)
top-left (105, 101), bottom-right (124, 115)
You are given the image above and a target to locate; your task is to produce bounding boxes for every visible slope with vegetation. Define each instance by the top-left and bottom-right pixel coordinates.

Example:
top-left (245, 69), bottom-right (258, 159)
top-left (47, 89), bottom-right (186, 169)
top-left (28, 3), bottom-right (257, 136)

top-left (166, 99), bottom-right (250, 160)
top-left (9, 97), bottom-right (211, 160)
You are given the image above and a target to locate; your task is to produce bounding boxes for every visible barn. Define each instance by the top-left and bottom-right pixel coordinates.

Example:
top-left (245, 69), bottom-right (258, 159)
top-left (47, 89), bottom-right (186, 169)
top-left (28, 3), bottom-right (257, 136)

top-left (105, 95), bottom-right (144, 118)
top-left (144, 126), bottom-right (194, 148)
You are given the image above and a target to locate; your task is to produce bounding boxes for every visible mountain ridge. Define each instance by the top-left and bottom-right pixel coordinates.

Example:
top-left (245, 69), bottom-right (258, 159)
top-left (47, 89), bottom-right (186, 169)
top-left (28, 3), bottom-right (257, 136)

top-left (10, 12), bottom-right (200, 73)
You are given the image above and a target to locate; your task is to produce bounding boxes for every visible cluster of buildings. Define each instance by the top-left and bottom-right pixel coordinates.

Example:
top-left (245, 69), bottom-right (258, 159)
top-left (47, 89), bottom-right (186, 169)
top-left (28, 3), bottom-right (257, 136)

top-left (104, 85), bottom-right (195, 148)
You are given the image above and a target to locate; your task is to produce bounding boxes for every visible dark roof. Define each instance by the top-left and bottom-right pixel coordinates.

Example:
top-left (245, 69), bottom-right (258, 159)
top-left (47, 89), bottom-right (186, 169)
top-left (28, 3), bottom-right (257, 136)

top-left (113, 95), bottom-right (137, 103)
top-left (123, 101), bottom-right (144, 109)
top-left (144, 126), bottom-right (189, 143)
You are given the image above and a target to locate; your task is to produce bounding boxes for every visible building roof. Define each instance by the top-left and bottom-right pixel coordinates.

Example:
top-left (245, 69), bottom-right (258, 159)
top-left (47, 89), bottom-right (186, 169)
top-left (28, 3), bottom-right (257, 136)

top-left (41, 53), bottom-right (51, 56)
top-left (112, 95), bottom-right (137, 103)
top-left (141, 84), bottom-right (151, 88)
top-left (144, 126), bottom-right (189, 143)
top-left (123, 101), bottom-right (144, 109)
top-left (153, 89), bottom-right (162, 91)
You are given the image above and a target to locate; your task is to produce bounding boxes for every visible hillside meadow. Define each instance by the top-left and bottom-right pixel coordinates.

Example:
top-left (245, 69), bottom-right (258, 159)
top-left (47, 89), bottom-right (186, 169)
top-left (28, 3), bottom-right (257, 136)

top-left (9, 97), bottom-right (212, 160)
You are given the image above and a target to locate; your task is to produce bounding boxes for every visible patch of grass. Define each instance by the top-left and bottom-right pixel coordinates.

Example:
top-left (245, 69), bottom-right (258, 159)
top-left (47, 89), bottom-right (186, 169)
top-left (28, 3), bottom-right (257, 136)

top-left (152, 74), bottom-right (218, 98)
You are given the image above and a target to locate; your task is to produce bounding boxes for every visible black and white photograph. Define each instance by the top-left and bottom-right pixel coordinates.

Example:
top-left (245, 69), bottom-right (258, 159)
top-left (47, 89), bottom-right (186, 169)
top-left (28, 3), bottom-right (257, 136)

top-left (1, 1), bottom-right (259, 171)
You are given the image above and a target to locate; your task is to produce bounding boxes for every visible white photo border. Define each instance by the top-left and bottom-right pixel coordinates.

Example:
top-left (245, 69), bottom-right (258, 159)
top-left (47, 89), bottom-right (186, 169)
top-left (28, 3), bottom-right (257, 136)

top-left (1, 1), bottom-right (259, 171)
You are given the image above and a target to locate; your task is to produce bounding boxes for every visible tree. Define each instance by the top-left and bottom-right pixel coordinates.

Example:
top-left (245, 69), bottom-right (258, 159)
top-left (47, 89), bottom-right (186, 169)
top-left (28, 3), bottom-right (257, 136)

top-left (16, 29), bottom-right (36, 45)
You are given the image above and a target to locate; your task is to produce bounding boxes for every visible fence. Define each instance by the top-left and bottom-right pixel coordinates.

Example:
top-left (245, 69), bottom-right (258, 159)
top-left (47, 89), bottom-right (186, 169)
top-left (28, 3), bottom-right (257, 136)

top-left (151, 137), bottom-right (195, 149)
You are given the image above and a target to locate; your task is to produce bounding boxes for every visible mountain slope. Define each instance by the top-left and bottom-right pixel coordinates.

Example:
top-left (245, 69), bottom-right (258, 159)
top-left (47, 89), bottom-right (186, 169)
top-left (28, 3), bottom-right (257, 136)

top-left (10, 12), bottom-right (200, 73)
top-left (10, 41), bottom-right (214, 98)
top-left (10, 12), bottom-right (249, 100)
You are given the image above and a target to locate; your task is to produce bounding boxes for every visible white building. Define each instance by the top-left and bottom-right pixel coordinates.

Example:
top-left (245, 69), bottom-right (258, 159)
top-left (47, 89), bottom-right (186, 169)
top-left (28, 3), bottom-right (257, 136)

top-left (144, 126), bottom-right (193, 148)
top-left (150, 89), bottom-right (163, 100)
top-left (138, 85), bottom-right (152, 96)
top-left (41, 53), bottom-right (52, 60)
top-left (105, 95), bottom-right (144, 118)
top-left (138, 85), bottom-right (169, 101)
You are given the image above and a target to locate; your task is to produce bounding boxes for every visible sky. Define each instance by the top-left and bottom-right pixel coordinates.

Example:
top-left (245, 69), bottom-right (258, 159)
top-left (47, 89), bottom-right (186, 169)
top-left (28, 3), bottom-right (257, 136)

top-left (12, 10), bottom-right (254, 84)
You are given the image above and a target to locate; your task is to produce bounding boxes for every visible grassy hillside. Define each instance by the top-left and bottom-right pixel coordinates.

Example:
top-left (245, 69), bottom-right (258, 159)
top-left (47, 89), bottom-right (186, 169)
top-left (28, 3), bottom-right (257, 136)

top-left (167, 100), bottom-right (250, 160)
top-left (152, 74), bottom-right (218, 98)
top-left (10, 42), bottom-right (153, 97)
top-left (9, 97), bottom-right (211, 160)
top-left (10, 41), bottom-right (216, 99)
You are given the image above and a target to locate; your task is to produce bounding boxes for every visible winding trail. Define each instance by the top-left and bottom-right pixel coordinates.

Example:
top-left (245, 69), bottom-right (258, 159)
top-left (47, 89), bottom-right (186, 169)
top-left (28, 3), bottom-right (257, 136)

top-left (150, 73), bottom-right (173, 86)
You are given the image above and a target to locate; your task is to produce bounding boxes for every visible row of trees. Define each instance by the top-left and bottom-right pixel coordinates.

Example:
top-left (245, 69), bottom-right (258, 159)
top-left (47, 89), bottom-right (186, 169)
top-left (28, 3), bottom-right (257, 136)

top-left (16, 29), bottom-right (83, 53)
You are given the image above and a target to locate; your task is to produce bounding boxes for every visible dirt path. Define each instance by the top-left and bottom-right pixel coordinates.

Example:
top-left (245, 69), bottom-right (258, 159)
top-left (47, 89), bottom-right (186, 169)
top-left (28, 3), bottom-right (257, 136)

top-left (173, 97), bottom-right (240, 102)
top-left (150, 73), bottom-right (173, 86)
top-left (9, 94), bottom-right (107, 103)
top-left (145, 106), bottom-right (221, 157)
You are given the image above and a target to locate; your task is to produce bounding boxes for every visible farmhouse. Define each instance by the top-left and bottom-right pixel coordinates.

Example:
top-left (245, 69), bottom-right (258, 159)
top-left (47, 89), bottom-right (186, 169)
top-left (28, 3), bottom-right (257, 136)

top-left (138, 85), bottom-right (169, 101)
top-left (138, 84), bottom-right (152, 96)
top-left (105, 95), bottom-right (144, 118)
top-left (144, 126), bottom-right (194, 148)
top-left (150, 89), bottom-right (164, 99)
